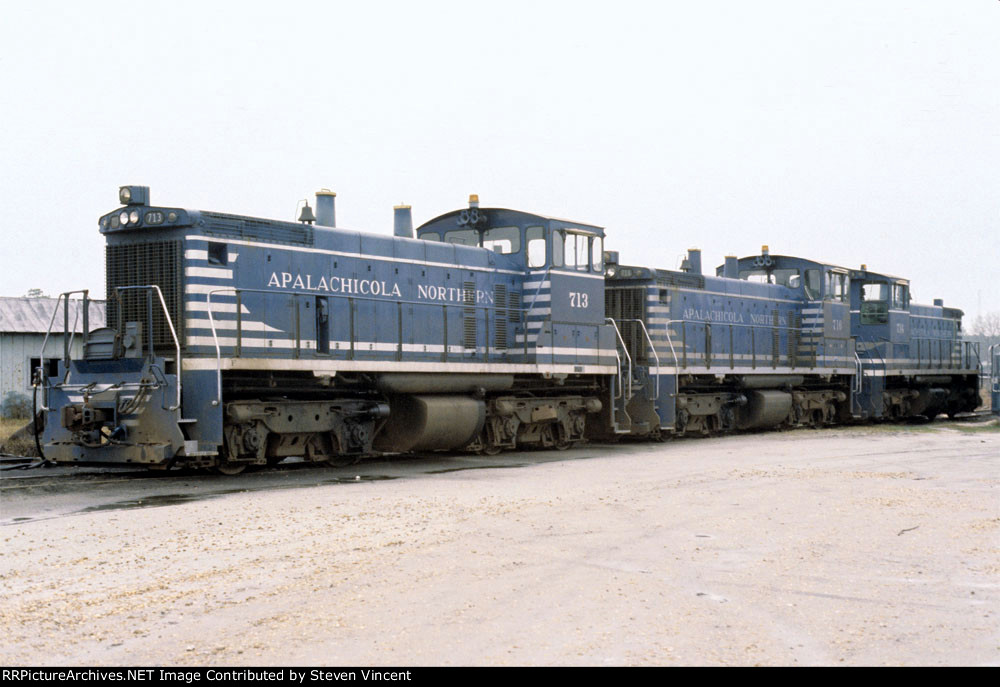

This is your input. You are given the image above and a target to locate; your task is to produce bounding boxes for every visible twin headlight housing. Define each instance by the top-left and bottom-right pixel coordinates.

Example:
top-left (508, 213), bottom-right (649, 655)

top-left (105, 186), bottom-right (177, 230)
top-left (118, 209), bottom-right (142, 226)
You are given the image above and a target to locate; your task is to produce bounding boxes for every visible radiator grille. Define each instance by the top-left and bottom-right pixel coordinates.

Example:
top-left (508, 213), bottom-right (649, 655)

top-left (606, 287), bottom-right (647, 364)
top-left (463, 282), bottom-right (477, 349)
top-left (771, 309), bottom-right (780, 366)
top-left (106, 240), bottom-right (184, 350)
top-left (789, 313), bottom-right (801, 367)
top-left (508, 291), bottom-right (521, 323)
top-left (494, 285), bottom-right (508, 350)
top-left (200, 211), bottom-right (314, 245)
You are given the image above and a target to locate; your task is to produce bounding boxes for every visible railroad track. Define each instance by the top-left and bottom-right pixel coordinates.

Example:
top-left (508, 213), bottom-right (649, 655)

top-left (2, 411), bottom-right (995, 486)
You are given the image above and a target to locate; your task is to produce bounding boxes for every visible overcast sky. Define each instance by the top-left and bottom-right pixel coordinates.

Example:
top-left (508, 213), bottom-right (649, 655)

top-left (1, 1), bottom-right (997, 318)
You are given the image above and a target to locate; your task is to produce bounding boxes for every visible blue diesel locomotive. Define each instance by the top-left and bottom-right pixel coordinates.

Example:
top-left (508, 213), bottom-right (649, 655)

top-left (35, 186), bottom-right (982, 472)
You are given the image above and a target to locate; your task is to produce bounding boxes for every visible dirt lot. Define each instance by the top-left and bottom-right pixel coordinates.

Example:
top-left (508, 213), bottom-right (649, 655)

top-left (1, 420), bottom-right (998, 666)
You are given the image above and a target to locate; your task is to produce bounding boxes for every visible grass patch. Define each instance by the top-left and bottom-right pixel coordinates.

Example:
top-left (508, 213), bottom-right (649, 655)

top-left (0, 417), bottom-right (38, 457)
top-left (948, 419), bottom-right (1000, 433)
top-left (848, 417), bottom-right (999, 435)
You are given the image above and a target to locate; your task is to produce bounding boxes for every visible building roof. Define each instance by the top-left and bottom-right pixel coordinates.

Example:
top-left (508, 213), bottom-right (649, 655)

top-left (0, 296), bottom-right (107, 335)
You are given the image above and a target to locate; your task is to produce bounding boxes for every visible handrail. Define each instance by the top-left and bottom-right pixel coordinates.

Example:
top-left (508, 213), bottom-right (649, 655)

top-left (851, 350), bottom-right (864, 415)
top-left (852, 351), bottom-right (863, 394)
top-left (659, 320), bottom-right (681, 371)
top-left (965, 340), bottom-right (981, 371)
top-left (38, 290), bottom-right (90, 410)
top-left (114, 285), bottom-right (182, 411)
top-left (989, 344), bottom-right (999, 392)
top-left (659, 317), bottom-right (820, 372)
top-left (608, 342), bottom-right (623, 401)
top-left (525, 266), bottom-right (552, 310)
top-left (605, 318), bottom-right (632, 400)
top-left (853, 340), bottom-right (881, 416)
top-left (616, 318), bottom-right (660, 399)
top-left (206, 288), bottom-right (229, 406)
top-left (64, 299), bottom-right (83, 373)
top-left (205, 287), bottom-right (534, 405)
top-left (860, 335), bottom-right (888, 375)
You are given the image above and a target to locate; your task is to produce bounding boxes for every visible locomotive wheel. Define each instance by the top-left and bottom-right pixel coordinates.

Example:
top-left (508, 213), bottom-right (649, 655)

top-left (325, 455), bottom-right (362, 467)
top-left (214, 438), bottom-right (249, 475)
top-left (214, 461), bottom-right (248, 476)
top-left (550, 424), bottom-right (571, 451)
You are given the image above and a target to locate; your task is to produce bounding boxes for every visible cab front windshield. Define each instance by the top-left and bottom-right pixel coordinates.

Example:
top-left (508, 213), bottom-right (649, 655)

top-left (740, 267), bottom-right (835, 301)
top-left (443, 226), bottom-right (521, 255)
top-left (740, 268), bottom-right (800, 288)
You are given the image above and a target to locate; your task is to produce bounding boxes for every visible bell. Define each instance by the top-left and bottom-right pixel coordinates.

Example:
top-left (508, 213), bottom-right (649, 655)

top-left (298, 202), bottom-right (316, 224)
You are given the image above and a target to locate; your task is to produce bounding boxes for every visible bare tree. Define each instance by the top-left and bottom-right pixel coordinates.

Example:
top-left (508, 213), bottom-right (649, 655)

top-left (972, 312), bottom-right (1000, 347)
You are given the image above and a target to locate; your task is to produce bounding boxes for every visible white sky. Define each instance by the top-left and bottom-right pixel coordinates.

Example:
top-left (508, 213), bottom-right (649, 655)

top-left (1, 1), bottom-right (997, 317)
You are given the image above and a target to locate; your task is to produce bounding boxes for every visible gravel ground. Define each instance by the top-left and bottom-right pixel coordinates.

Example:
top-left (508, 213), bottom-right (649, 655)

top-left (1, 420), bottom-right (998, 666)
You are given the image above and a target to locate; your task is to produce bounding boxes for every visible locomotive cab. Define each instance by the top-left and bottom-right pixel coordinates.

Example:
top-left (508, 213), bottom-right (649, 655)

top-left (417, 199), bottom-right (609, 334)
top-left (849, 267), bottom-right (912, 361)
top-left (849, 266), bottom-right (980, 419)
top-left (416, 197), bottom-right (604, 279)
top-left (725, 251), bottom-right (853, 349)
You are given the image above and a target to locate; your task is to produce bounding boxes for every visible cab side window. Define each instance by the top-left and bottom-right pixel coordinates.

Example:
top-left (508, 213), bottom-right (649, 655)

top-left (825, 272), bottom-right (849, 302)
top-left (526, 226), bottom-right (546, 268)
top-left (563, 232), bottom-right (593, 271)
top-left (208, 242), bottom-right (228, 266)
top-left (891, 284), bottom-right (909, 310)
top-left (804, 269), bottom-right (821, 299)
top-left (482, 226), bottom-right (520, 254)
top-left (860, 282), bottom-right (889, 324)
top-left (591, 236), bottom-right (603, 272)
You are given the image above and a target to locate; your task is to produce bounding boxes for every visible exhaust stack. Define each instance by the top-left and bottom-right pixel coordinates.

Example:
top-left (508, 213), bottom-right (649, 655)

top-left (684, 248), bottom-right (702, 275)
top-left (394, 205), bottom-right (414, 238)
top-left (723, 255), bottom-right (739, 279)
top-left (315, 189), bottom-right (336, 227)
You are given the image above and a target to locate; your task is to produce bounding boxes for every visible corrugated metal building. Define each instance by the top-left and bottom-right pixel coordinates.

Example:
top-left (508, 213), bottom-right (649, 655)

top-left (1, 297), bottom-right (107, 408)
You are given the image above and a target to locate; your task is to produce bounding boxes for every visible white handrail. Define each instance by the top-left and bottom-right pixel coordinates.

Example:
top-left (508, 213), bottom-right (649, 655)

top-left (206, 288), bottom-right (237, 406)
top-left (990, 344), bottom-right (999, 393)
top-left (616, 318), bottom-right (660, 399)
top-left (38, 290), bottom-right (89, 410)
top-left (114, 285), bottom-right (182, 410)
top-left (605, 318), bottom-right (632, 400)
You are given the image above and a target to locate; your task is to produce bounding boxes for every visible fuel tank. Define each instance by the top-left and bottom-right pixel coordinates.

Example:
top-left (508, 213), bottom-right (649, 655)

top-left (373, 395), bottom-right (486, 452)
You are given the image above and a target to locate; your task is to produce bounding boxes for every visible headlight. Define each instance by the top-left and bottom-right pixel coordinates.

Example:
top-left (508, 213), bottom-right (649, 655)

top-left (605, 266), bottom-right (617, 278)
top-left (119, 211), bottom-right (130, 226)
top-left (129, 210), bottom-right (140, 224)
top-left (119, 187), bottom-right (132, 204)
